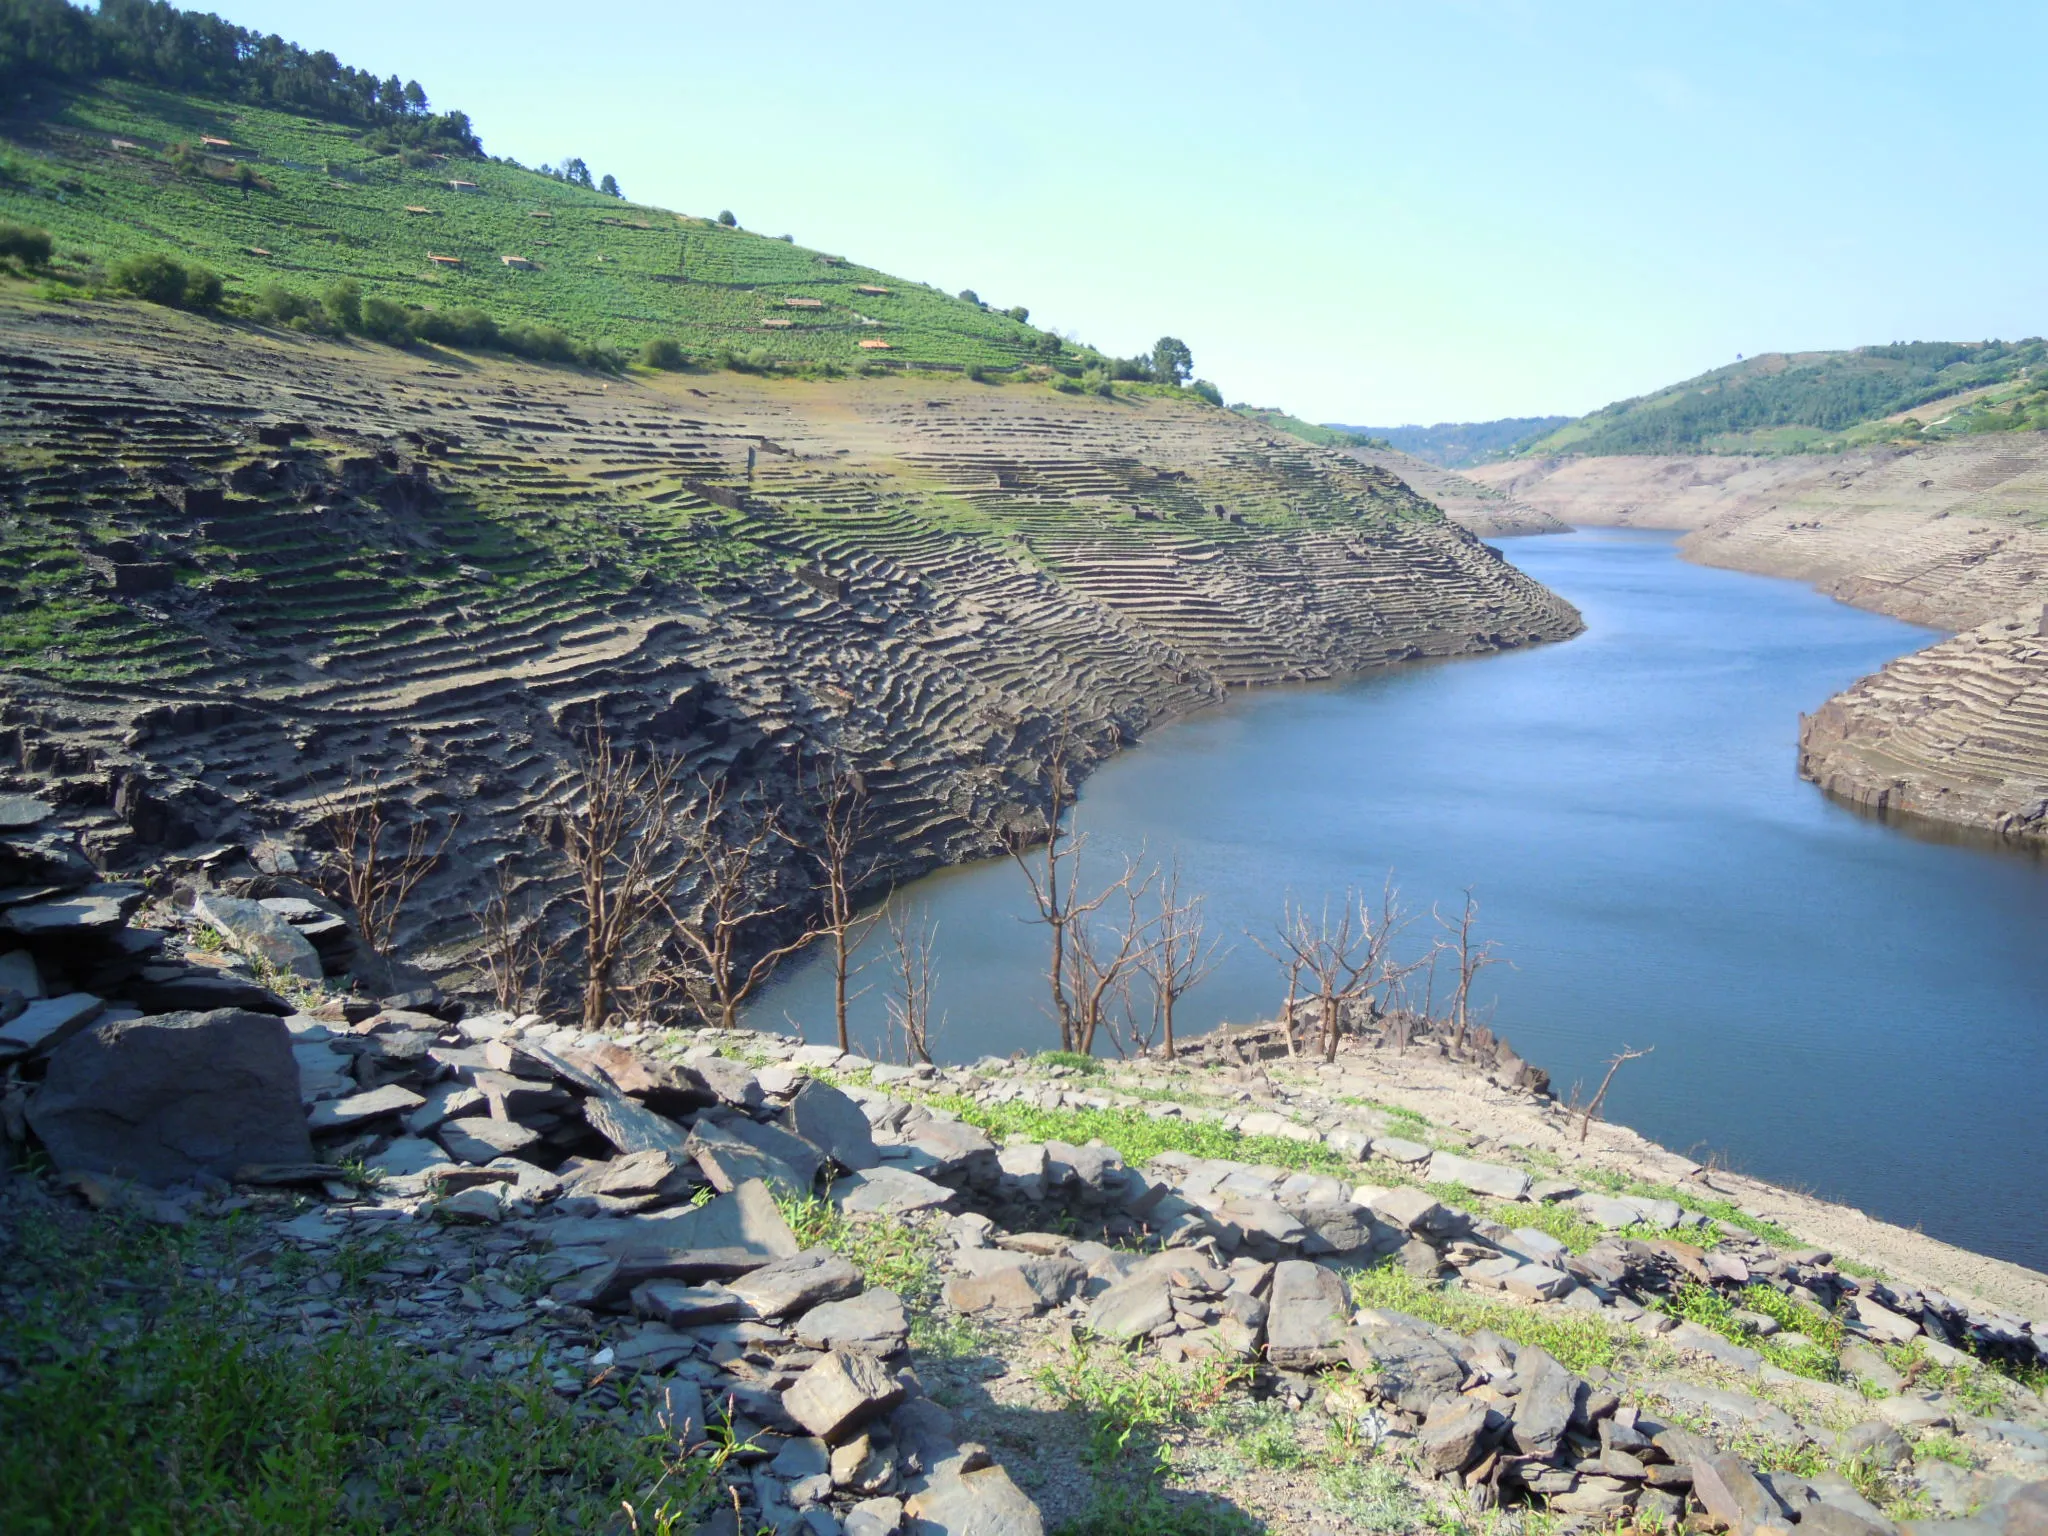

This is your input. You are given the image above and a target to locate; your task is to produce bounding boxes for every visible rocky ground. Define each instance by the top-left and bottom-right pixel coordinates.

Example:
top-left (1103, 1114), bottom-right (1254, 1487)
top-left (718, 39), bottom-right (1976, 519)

top-left (5, 798), bottom-right (2046, 1535)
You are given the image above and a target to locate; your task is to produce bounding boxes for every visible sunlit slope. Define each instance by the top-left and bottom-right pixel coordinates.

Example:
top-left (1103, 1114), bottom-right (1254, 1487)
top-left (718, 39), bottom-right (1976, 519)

top-left (0, 79), bottom-right (1046, 370)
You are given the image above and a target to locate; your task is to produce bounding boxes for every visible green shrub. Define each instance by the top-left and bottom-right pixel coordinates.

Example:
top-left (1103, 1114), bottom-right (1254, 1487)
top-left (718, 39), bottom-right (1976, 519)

top-left (360, 294), bottom-right (413, 343)
top-left (109, 251), bottom-right (222, 311)
top-left (0, 221), bottom-right (53, 269)
top-left (322, 277), bottom-right (363, 332)
top-left (1188, 379), bottom-right (1222, 406)
top-left (252, 281), bottom-right (324, 328)
top-left (642, 337), bottom-right (687, 370)
top-left (716, 209), bottom-right (737, 227)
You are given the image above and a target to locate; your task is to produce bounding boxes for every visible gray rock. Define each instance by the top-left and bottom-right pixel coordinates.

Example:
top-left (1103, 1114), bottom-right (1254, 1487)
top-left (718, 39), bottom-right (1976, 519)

top-left (831, 1166), bottom-right (955, 1216)
top-left (787, 1079), bottom-right (881, 1171)
top-left (583, 1091), bottom-right (692, 1158)
top-left (1265, 1260), bottom-right (1350, 1369)
top-left (542, 1178), bottom-right (800, 1264)
top-left (945, 1258), bottom-right (1084, 1315)
top-left (0, 793), bottom-right (52, 830)
top-left (440, 1185), bottom-right (504, 1222)
top-left (1426, 1151), bottom-right (1530, 1202)
top-left (1087, 1274), bottom-right (1176, 1341)
top-left (368, 1135), bottom-right (454, 1177)
top-left (1506, 1345), bottom-right (1582, 1458)
top-left (1688, 1444), bottom-right (1786, 1536)
top-left (690, 1116), bottom-right (810, 1196)
top-left (1419, 1398), bottom-right (1500, 1474)
top-left (846, 1497), bottom-right (903, 1536)
top-left (633, 1280), bottom-right (745, 1325)
top-left (1576, 1194), bottom-right (1644, 1229)
top-left (1, 893), bottom-right (129, 937)
top-left (437, 1116), bottom-right (541, 1163)
top-left (1368, 1186), bottom-right (1454, 1235)
top-left (904, 1465), bottom-right (1043, 1536)
top-left (1503, 1263), bottom-right (1576, 1302)
top-left (194, 893), bottom-right (323, 983)
top-left (0, 948), bottom-right (42, 998)
top-left (0, 991), bottom-right (103, 1057)
top-left (1342, 1311), bottom-right (1465, 1414)
top-left (798, 1288), bottom-right (910, 1355)
top-left (1837, 1421), bottom-right (1913, 1470)
top-left (1797, 1505), bottom-right (1894, 1536)
top-left (307, 1083), bottom-right (425, 1132)
top-left (728, 1248), bottom-right (865, 1318)
top-left (716, 1112), bottom-right (826, 1188)
top-left (26, 1008), bottom-right (312, 1185)
top-left (573, 1148), bottom-right (685, 1199)
top-left (783, 1349), bottom-right (904, 1440)
top-left (1371, 1135), bottom-right (1432, 1165)
top-left (691, 1054), bottom-right (765, 1111)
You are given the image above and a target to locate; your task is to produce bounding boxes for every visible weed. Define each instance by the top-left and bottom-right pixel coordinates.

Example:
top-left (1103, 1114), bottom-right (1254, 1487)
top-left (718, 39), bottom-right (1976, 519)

top-left (1053, 1471), bottom-right (1260, 1536)
top-left (775, 1194), bottom-right (942, 1310)
top-left (1036, 1050), bottom-right (1106, 1076)
top-left (1657, 1282), bottom-right (1843, 1380)
top-left (1911, 1433), bottom-right (1979, 1469)
top-left (928, 1096), bottom-right (1361, 1185)
top-left (1035, 1336), bottom-right (1247, 1464)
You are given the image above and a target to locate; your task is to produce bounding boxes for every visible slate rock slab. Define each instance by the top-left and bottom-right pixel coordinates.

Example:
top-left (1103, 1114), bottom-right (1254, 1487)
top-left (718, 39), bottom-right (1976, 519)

top-left (1265, 1260), bottom-right (1351, 1368)
top-left (1343, 1310), bottom-right (1466, 1414)
top-left (26, 1008), bottom-right (312, 1185)
top-left (544, 1178), bottom-right (800, 1263)
top-left (787, 1078), bottom-right (881, 1171)
top-left (583, 1090), bottom-right (692, 1158)
top-left (0, 992), bottom-right (103, 1057)
top-left (1420, 1398), bottom-right (1500, 1474)
top-left (689, 1116), bottom-right (809, 1195)
top-left (1, 894), bottom-right (128, 938)
top-left (728, 1248), bottom-right (864, 1318)
top-left (1086, 1274), bottom-right (1175, 1341)
top-left (832, 1166), bottom-right (955, 1216)
top-left (784, 1349), bottom-right (904, 1440)
top-left (797, 1288), bottom-right (910, 1355)
top-left (194, 894), bottom-right (323, 983)
top-left (905, 1464), bottom-right (1045, 1536)
top-left (1426, 1150), bottom-right (1531, 1202)
top-left (437, 1116), bottom-right (541, 1163)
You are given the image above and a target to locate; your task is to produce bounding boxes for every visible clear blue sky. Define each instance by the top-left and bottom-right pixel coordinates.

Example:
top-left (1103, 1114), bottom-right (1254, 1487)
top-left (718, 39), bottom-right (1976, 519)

top-left (206, 1), bottom-right (2048, 425)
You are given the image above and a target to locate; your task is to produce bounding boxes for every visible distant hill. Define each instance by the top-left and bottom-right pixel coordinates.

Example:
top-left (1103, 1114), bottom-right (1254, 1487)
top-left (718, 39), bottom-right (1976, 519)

top-left (1517, 343), bottom-right (2048, 457)
top-left (0, 0), bottom-right (1061, 373)
top-left (1330, 417), bottom-right (1572, 468)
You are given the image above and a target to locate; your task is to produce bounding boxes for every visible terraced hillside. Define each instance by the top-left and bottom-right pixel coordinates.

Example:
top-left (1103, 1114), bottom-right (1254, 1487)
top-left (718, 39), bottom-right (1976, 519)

top-left (0, 294), bottom-right (1580, 972)
top-left (0, 77), bottom-right (1051, 371)
top-left (1800, 607), bottom-right (2048, 845)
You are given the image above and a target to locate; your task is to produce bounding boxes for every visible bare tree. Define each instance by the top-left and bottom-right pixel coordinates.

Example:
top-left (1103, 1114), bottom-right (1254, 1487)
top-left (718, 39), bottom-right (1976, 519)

top-left (1003, 719), bottom-right (1132, 1050)
top-left (1061, 859), bottom-right (1154, 1057)
top-left (1579, 1044), bottom-right (1653, 1143)
top-left (553, 731), bottom-right (693, 1031)
top-left (789, 759), bottom-right (884, 1052)
top-left (665, 775), bottom-right (816, 1031)
top-left (1256, 882), bottom-right (1415, 1063)
top-left (473, 860), bottom-right (553, 1015)
top-left (312, 770), bottom-right (457, 956)
top-left (1136, 858), bottom-right (1228, 1059)
top-left (884, 904), bottom-right (942, 1065)
top-left (1437, 888), bottom-right (1507, 1055)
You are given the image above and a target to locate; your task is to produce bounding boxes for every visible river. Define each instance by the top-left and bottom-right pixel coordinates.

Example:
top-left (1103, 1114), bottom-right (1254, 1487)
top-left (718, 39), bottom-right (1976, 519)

top-left (754, 529), bottom-right (2048, 1272)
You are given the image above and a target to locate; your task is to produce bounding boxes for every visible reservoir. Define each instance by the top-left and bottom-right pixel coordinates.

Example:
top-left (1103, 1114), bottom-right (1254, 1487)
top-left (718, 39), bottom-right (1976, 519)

top-left (756, 530), bottom-right (2048, 1272)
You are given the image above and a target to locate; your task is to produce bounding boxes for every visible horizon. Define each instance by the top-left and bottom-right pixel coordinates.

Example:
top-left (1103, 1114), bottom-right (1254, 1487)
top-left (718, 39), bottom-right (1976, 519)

top-left (104, 0), bottom-right (2048, 426)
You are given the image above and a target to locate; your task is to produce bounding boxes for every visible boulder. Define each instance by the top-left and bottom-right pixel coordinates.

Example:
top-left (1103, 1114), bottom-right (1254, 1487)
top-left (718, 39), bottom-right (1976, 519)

top-left (1687, 1445), bottom-right (1786, 1535)
top-left (26, 1008), bottom-right (312, 1185)
top-left (788, 1079), bottom-right (881, 1171)
top-left (784, 1349), bottom-right (904, 1440)
top-left (1368, 1186), bottom-right (1455, 1236)
top-left (944, 1258), bottom-right (1083, 1315)
top-left (1505, 1345), bottom-right (1582, 1458)
top-left (693, 1055), bottom-right (765, 1111)
top-left (1086, 1274), bottom-right (1176, 1341)
top-left (194, 893), bottom-right (323, 983)
top-left (1265, 1260), bottom-right (1350, 1369)
top-left (716, 1112), bottom-right (826, 1188)
top-left (689, 1116), bottom-right (811, 1196)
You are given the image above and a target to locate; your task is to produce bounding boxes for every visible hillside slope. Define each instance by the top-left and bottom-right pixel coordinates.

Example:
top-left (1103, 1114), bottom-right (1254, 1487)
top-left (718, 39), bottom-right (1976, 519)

top-left (0, 76), bottom-right (1052, 371)
top-left (1517, 342), bottom-right (2048, 458)
top-left (0, 294), bottom-right (1581, 972)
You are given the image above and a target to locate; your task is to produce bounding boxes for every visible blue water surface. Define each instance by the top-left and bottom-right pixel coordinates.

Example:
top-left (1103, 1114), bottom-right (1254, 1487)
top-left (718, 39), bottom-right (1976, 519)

top-left (755, 531), bottom-right (2048, 1271)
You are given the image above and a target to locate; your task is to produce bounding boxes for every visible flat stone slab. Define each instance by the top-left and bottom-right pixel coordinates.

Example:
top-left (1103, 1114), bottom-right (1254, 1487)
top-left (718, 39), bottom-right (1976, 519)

top-left (786, 1078), bottom-right (880, 1171)
top-left (366, 1135), bottom-right (454, 1178)
top-left (542, 1178), bottom-right (800, 1263)
top-left (583, 1090), bottom-right (691, 1158)
top-left (797, 1288), bottom-right (910, 1355)
top-left (0, 992), bottom-right (103, 1056)
top-left (1, 894), bottom-right (128, 938)
top-left (1371, 1135), bottom-right (1432, 1164)
top-left (195, 893), bottom-right (323, 983)
top-left (307, 1083), bottom-right (424, 1132)
top-left (1426, 1150), bottom-right (1530, 1202)
top-left (728, 1248), bottom-right (864, 1318)
top-left (783, 1349), bottom-right (903, 1440)
top-left (0, 794), bottom-right (52, 830)
top-left (437, 1115), bottom-right (541, 1163)
top-left (905, 1464), bottom-right (1044, 1536)
top-left (631, 1280), bottom-right (745, 1327)
top-left (1265, 1260), bottom-right (1350, 1368)
top-left (831, 1166), bottom-right (955, 1216)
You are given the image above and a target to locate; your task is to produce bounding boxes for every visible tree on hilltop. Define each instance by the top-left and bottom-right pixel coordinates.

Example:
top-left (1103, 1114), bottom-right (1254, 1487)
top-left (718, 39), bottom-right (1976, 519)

top-left (599, 172), bottom-right (622, 198)
top-left (1152, 336), bottom-right (1193, 386)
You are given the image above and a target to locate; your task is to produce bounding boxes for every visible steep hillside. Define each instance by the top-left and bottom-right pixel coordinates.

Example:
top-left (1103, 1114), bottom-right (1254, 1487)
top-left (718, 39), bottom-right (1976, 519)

top-left (0, 294), bottom-right (1580, 974)
top-left (1346, 447), bottom-right (1568, 536)
top-left (1332, 416), bottom-right (1571, 468)
top-left (1517, 342), bottom-right (2048, 458)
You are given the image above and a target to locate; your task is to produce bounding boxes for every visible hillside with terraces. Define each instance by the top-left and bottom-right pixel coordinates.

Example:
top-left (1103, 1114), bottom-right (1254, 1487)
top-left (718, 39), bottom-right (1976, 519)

top-left (0, 293), bottom-right (1580, 972)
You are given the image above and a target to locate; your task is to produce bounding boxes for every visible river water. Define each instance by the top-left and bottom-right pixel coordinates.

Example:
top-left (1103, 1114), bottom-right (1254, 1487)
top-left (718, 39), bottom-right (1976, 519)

top-left (755, 530), bottom-right (2048, 1272)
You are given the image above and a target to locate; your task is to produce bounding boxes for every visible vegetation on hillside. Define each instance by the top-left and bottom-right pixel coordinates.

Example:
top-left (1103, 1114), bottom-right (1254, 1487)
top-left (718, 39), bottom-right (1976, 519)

top-left (1230, 405), bottom-right (1389, 451)
top-left (1520, 341), bottom-right (2048, 457)
top-left (1334, 415), bottom-right (1573, 467)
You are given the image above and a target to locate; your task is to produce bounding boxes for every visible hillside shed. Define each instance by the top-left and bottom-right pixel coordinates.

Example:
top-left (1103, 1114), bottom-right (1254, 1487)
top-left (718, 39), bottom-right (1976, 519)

top-left (761, 318), bottom-right (793, 328)
top-left (783, 297), bottom-right (824, 309)
top-left (858, 339), bottom-right (892, 350)
top-left (404, 204), bottom-right (435, 215)
top-left (853, 284), bottom-right (889, 296)
top-left (447, 179), bottom-right (479, 192)
top-left (200, 135), bottom-right (233, 149)
top-left (427, 254), bottom-right (463, 266)
top-left (501, 255), bottom-right (538, 269)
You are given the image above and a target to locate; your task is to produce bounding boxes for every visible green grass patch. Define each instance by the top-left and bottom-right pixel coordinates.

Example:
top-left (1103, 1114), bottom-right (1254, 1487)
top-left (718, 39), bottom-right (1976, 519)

top-left (1656, 1282), bottom-right (1843, 1380)
top-left (1345, 1261), bottom-right (1639, 1376)
top-left (1035, 1050), bottom-right (1106, 1076)
top-left (929, 1095), bottom-right (1359, 1182)
top-left (1034, 1335), bottom-right (1247, 1465)
top-left (0, 1206), bottom-right (718, 1535)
